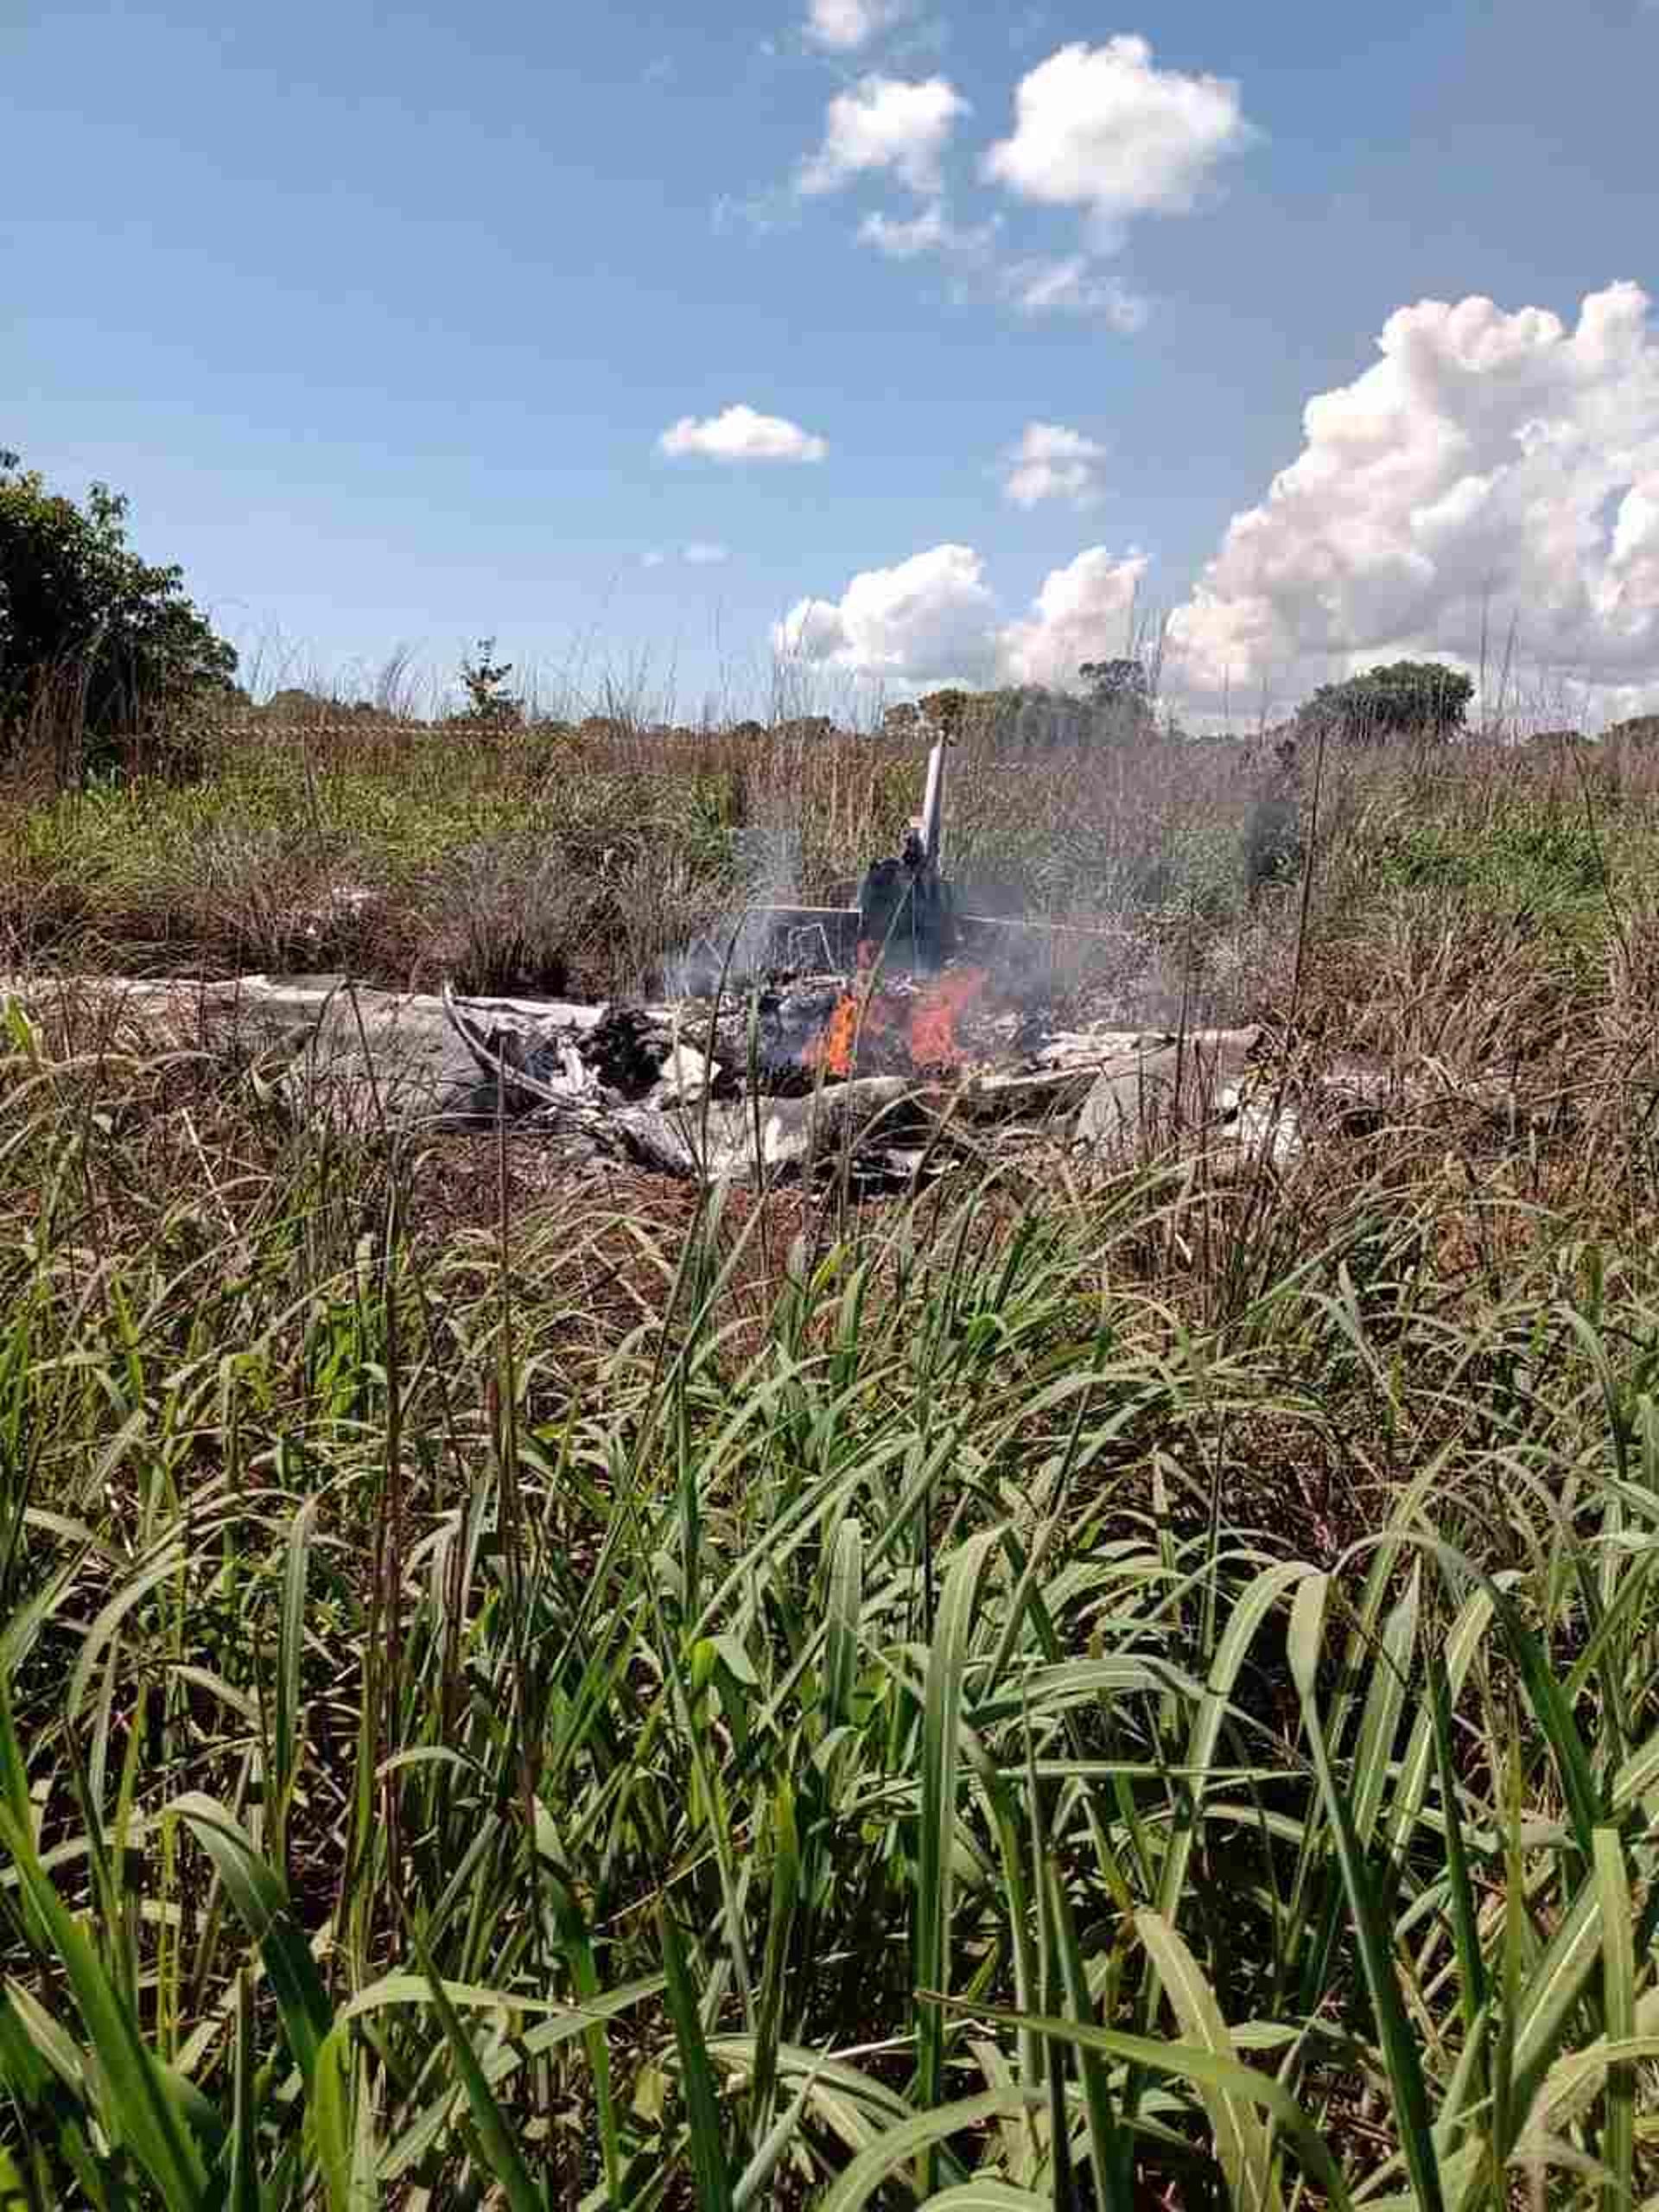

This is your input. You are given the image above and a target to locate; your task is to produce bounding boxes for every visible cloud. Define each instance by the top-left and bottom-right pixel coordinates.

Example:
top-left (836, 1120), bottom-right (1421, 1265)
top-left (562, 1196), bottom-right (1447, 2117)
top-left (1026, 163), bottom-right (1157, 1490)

top-left (711, 187), bottom-right (803, 238)
top-left (775, 544), bottom-right (999, 683)
top-left (775, 539), bottom-right (1149, 690)
top-left (773, 283), bottom-right (1659, 717)
top-left (1001, 422), bottom-right (1109, 509)
top-left (804, 0), bottom-right (907, 49)
top-left (800, 73), bottom-right (969, 198)
top-left (658, 404), bottom-right (829, 463)
top-left (1166, 282), bottom-right (1659, 712)
top-left (854, 207), bottom-right (1146, 328)
top-left (1000, 255), bottom-right (1148, 327)
top-left (646, 543), bottom-right (733, 567)
top-left (983, 36), bottom-right (1254, 248)
top-left (858, 201), bottom-right (998, 258)
top-left (999, 546), bottom-right (1149, 686)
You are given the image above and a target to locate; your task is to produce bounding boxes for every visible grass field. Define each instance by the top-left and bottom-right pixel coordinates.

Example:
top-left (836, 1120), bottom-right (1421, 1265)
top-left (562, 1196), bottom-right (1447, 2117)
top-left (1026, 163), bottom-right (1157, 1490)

top-left (0, 711), bottom-right (1303, 1002)
top-left (7, 714), bottom-right (1659, 2209)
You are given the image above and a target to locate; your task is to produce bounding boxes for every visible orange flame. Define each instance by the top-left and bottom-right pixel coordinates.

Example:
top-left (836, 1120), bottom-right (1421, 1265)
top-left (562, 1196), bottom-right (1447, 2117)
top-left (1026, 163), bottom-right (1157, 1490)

top-left (908, 965), bottom-right (988, 1070)
top-left (804, 960), bottom-right (989, 1077)
top-left (803, 989), bottom-right (861, 1077)
top-left (805, 989), bottom-right (894, 1076)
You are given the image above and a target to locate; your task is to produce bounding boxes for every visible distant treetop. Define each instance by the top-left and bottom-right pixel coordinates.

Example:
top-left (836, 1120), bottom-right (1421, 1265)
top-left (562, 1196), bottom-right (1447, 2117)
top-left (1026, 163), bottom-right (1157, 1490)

top-left (1297, 659), bottom-right (1473, 742)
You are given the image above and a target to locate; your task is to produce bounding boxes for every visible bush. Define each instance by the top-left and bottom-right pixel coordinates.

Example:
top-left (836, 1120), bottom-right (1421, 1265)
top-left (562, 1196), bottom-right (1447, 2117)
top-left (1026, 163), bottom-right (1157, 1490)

top-left (1078, 654), bottom-right (1156, 741)
top-left (0, 450), bottom-right (238, 778)
top-left (1298, 658), bottom-right (1473, 743)
top-left (448, 638), bottom-right (524, 729)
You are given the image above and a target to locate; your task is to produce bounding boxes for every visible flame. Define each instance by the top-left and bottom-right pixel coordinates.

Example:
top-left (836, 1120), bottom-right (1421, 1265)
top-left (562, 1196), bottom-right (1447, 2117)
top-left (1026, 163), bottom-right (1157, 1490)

top-left (804, 979), bottom-right (893, 1078)
top-left (804, 957), bottom-right (989, 1078)
top-left (803, 990), bottom-right (861, 1077)
top-left (908, 965), bottom-right (988, 1070)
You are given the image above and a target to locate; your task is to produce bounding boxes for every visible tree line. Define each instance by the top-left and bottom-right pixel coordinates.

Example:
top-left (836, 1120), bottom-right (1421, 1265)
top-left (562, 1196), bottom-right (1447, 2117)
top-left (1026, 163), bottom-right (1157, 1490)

top-left (10, 449), bottom-right (1649, 781)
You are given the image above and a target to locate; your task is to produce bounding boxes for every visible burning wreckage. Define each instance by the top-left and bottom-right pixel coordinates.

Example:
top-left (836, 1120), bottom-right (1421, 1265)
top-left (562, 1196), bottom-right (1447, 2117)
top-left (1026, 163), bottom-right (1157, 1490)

top-left (10, 734), bottom-right (1536, 1187)
top-left (429, 731), bottom-right (1294, 1184)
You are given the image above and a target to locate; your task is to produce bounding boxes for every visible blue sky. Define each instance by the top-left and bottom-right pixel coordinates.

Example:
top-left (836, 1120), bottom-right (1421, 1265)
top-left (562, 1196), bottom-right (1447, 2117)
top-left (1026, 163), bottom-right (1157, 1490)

top-left (8, 0), bottom-right (1659, 721)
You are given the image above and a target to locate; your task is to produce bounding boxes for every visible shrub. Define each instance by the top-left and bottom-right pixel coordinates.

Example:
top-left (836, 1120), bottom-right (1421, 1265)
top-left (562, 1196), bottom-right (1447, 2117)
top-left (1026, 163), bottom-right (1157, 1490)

top-left (0, 449), bottom-right (238, 778)
top-left (1078, 653), bottom-right (1156, 740)
top-left (1298, 658), bottom-right (1473, 743)
top-left (448, 637), bottom-right (524, 729)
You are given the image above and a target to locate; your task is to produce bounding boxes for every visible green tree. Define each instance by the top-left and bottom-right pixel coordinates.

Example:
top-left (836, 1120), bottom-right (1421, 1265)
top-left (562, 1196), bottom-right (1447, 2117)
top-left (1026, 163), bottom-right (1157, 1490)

top-left (1077, 656), bottom-right (1156, 741)
top-left (1299, 658), bottom-right (1474, 743)
top-left (918, 688), bottom-right (971, 739)
top-left (453, 638), bottom-right (524, 728)
top-left (0, 450), bottom-right (238, 772)
top-left (1077, 656), bottom-right (1150, 709)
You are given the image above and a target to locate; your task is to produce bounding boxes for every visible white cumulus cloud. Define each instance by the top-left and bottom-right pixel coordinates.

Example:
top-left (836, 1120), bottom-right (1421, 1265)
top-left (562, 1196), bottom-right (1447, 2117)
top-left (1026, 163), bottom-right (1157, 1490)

top-left (775, 540), bottom-right (1151, 690)
top-left (775, 544), bottom-right (999, 683)
top-left (804, 0), bottom-right (906, 49)
top-left (983, 36), bottom-right (1253, 249)
top-left (1001, 422), bottom-right (1109, 508)
top-left (658, 404), bottom-right (829, 463)
top-left (800, 74), bottom-right (969, 198)
top-left (1166, 281), bottom-right (1659, 712)
top-left (999, 546), bottom-right (1150, 687)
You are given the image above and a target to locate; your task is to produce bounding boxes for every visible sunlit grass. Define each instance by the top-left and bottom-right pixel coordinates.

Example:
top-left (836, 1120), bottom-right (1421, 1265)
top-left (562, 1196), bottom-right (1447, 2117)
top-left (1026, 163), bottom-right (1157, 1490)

top-left (6, 726), bottom-right (1659, 2204)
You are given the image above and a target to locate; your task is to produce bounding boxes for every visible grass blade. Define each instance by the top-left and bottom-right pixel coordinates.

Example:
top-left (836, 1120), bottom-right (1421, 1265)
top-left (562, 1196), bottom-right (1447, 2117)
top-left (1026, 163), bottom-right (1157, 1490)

top-left (1508, 1861), bottom-right (1605, 2120)
top-left (1287, 1575), bottom-right (1444, 2212)
top-left (413, 1926), bottom-right (546, 2212)
top-left (817, 2088), bottom-right (1046, 2212)
top-left (916, 1526), bottom-right (1005, 2148)
top-left (660, 1902), bottom-right (735, 2212)
top-left (1591, 1827), bottom-right (1634, 2212)
top-left (917, 2189), bottom-right (1048, 2209)
top-left (1049, 1864), bottom-right (1129, 2209)
top-left (1135, 1910), bottom-right (1282, 2212)
top-left (1427, 1643), bottom-right (1485, 2040)
top-left (170, 1793), bottom-right (332, 2094)
top-left (931, 1998), bottom-right (1355, 2212)
top-left (0, 1800), bottom-right (207, 2211)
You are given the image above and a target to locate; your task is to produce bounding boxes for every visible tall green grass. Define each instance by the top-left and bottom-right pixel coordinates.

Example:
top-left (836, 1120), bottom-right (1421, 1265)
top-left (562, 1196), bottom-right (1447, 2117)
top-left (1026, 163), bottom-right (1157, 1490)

top-left (0, 714), bottom-right (1311, 997)
top-left (4, 953), bottom-right (1659, 2207)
